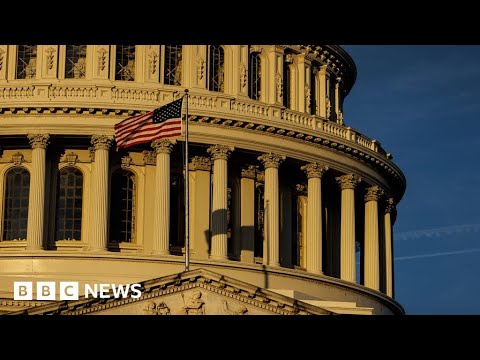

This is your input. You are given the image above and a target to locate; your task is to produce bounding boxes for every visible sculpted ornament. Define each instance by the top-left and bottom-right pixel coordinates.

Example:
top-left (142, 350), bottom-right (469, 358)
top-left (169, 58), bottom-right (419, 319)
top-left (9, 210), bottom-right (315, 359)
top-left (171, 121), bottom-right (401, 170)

top-left (143, 301), bottom-right (171, 315)
top-left (223, 301), bottom-right (248, 315)
top-left (181, 291), bottom-right (205, 315)
top-left (336, 174), bottom-right (362, 190)
top-left (257, 153), bottom-right (286, 169)
top-left (276, 72), bottom-right (283, 99)
top-left (0, 48), bottom-right (4, 71)
top-left (28, 134), bottom-right (50, 149)
top-left (364, 186), bottom-right (384, 202)
top-left (11, 152), bottom-right (24, 165)
top-left (196, 56), bottom-right (205, 81)
top-left (97, 48), bottom-right (107, 71)
top-left (45, 47), bottom-right (56, 70)
top-left (305, 85), bottom-right (311, 110)
top-left (91, 135), bottom-right (113, 151)
top-left (151, 139), bottom-right (176, 154)
top-left (189, 156), bottom-right (211, 171)
top-left (142, 150), bottom-right (156, 165)
top-left (301, 162), bottom-right (328, 179)
top-left (240, 64), bottom-right (247, 88)
top-left (326, 98), bottom-right (331, 118)
top-left (148, 50), bottom-right (159, 75)
top-left (385, 197), bottom-right (396, 213)
top-left (207, 144), bottom-right (234, 161)
top-left (241, 165), bottom-right (257, 179)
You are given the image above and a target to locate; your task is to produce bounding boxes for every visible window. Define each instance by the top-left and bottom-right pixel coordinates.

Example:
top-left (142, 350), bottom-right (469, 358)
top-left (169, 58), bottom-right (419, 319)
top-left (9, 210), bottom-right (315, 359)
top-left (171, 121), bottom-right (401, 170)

top-left (55, 167), bottom-right (83, 241)
top-left (16, 45), bottom-right (37, 79)
top-left (65, 45), bottom-right (87, 79)
top-left (164, 45), bottom-right (183, 86)
top-left (248, 52), bottom-right (261, 100)
top-left (109, 169), bottom-right (135, 243)
top-left (208, 45), bottom-right (224, 92)
top-left (115, 45), bottom-right (135, 81)
top-left (2, 168), bottom-right (30, 241)
top-left (283, 60), bottom-right (291, 108)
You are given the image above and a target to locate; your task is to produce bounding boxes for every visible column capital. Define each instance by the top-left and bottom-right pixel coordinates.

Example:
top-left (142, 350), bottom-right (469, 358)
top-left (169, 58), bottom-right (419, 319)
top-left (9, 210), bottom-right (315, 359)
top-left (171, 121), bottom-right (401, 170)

top-left (91, 135), bottom-right (113, 151)
top-left (151, 139), bottom-right (176, 154)
top-left (364, 186), bottom-right (384, 202)
top-left (257, 152), bottom-right (286, 169)
top-left (385, 197), bottom-right (396, 214)
top-left (241, 165), bottom-right (257, 179)
top-left (189, 156), bottom-right (211, 171)
top-left (207, 144), bottom-right (234, 161)
top-left (336, 174), bottom-right (361, 190)
top-left (301, 162), bottom-right (329, 179)
top-left (27, 134), bottom-right (50, 149)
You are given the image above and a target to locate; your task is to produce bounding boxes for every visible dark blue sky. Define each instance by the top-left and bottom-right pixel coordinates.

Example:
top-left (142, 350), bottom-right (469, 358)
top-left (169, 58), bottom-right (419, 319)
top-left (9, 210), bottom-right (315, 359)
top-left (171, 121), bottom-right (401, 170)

top-left (342, 45), bottom-right (480, 314)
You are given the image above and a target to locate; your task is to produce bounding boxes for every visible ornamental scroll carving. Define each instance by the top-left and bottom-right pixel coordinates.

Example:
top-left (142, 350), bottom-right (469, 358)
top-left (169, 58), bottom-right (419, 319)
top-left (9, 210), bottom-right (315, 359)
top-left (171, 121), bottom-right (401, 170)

top-left (28, 134), bottom-right (50, 150)
top-left (196, 56), bottom-right (205, 81)
top-left (326, 98), bottom-right (331, 118)
top-left (45, 47), bottom-right (56, 70)
top-left (364, 186), bottom-right (384, 202)
top-left (148, 50), bottom-right (159, 75)
top-left (189, 156), bottom-right (211, 171)
top-left (305, 84), bottom-right (311, 110)
top-left (336, 174), bottom-right (362, 190)
top-left (240, 64), bottom-right (247, 88)
top-left (276, 72), bottom-right (283, 99)
top-left (11, 152), bottom-right (24, 165)
top-left (0, 48), bottom-right (4, 71)
top-left (97, 48), bottom-right (107, 71)
top-left (142, 150), bottom-right (156, 165)
top-left (301, 162), bottom-right (328, 179)
top-left (257, 153), bottom-right (286, 169)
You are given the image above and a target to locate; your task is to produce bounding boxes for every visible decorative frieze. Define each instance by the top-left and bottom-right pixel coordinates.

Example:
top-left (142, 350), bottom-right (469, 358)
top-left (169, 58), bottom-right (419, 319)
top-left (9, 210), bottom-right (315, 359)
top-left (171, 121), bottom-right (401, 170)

top-left (336, 174), bottom-right (362, 190)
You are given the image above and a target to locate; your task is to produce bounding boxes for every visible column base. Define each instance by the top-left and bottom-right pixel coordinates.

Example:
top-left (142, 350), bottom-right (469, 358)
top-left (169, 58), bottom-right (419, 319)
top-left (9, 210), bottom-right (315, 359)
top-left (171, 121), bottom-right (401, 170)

top-left (269, 262), bottom-right (281, 267)
top-left (151, 249), bottom-right (170, 256)
top-left (307, 269), bottom-right (324, 275)
top-left (25, 245), bottom-right (43, 251)
top-left (88, 247), bottom-right (108, 252)
top-left (209, 255), bottom-right (229, 261)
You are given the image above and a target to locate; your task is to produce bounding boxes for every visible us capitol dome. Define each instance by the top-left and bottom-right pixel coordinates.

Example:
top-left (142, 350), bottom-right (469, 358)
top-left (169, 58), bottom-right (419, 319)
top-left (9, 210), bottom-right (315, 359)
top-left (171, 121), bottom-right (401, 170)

top-left (0, 45), bottom-right (406, 315)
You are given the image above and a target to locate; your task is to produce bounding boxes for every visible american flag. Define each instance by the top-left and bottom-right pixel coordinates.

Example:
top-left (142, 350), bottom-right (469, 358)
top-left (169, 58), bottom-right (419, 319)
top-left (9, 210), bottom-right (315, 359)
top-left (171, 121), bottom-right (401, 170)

top-left (114, 98), bottom-right (183, 150)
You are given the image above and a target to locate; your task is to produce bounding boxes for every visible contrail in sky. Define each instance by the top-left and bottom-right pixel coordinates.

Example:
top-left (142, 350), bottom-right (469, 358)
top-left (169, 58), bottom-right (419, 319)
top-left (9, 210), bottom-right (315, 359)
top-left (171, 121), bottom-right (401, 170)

top-left (394, 247), bottom-right (480, 261)
top-left (394, 224), bottom-right (480, 241)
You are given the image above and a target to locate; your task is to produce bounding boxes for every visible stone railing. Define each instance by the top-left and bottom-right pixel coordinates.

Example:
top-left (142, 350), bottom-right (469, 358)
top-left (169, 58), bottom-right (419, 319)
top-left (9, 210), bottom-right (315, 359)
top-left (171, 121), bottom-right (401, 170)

top-left (0, 81), bottom-right (384, 156)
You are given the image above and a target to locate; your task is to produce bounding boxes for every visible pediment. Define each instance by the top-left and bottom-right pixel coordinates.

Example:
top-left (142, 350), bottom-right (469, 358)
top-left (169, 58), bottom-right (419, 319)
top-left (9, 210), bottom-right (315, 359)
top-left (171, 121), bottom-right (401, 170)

top-left (13, 268), bottom-right (334, 315)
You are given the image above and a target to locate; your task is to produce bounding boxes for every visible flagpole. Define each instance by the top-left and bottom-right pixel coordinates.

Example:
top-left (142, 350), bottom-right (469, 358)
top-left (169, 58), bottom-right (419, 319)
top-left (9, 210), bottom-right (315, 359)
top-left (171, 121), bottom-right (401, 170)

top-left (184, 89), bottom-right (190, 272)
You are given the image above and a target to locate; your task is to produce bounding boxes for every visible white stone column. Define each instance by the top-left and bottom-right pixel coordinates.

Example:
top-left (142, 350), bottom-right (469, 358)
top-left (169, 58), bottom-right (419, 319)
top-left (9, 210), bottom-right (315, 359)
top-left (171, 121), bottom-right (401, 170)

top-left (364, 185), bottom-right (384, 291)
top-left (207, 144), bottom-right (234, 261)
top-left (151, 139), bottom-right (175, 255)
top-left (301, 162), bottom-right (328, 274)
top-left (384, 198), bottom-right (396, 297)
top-left (26, 134), bottom-right (49, 250)
top-left (258, 153), bottom-right (285, 266)
top-left (336, 174), bottom-right (362, 282)
top-left (89, 135), bottom-right (113, 251)
top-left (240, 165), bottom-right (256, 263)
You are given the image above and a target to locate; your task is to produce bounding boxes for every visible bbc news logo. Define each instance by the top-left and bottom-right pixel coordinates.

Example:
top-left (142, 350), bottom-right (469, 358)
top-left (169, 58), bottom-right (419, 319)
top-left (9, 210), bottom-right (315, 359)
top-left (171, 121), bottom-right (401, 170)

top-left (14, 281), bottom-right (142, 301)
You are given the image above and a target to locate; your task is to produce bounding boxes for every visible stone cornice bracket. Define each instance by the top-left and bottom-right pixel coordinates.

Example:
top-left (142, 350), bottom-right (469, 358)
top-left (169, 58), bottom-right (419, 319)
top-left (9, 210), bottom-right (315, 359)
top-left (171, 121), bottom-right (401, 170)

top-left (91, 135), bottom-right (113, 151)
top-left (301, 162), bottom-right (329, 179)
top-left (364, 185), bottom-right (385, 202)
top-left (151, 139), bottom-right (176, 155)
top-left (385, 197), bottom-right (396, 214)
top-left (189, 156), bottom-right (211, 171)
top-left (257, 152), bottom-right (286, 169)
top-left (27, 134), bottom-right (50, 149)
top-left (241, 165), bottom-right (257, 179)
top-left (336, 173), bottom-right (362, 190)
top-left (207, 144), bottom-right (234, 161)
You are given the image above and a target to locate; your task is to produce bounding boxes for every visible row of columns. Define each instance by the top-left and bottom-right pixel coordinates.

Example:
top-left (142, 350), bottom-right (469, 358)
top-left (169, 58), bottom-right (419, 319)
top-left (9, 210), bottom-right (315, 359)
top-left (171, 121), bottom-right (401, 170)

top-left (21, 134), bottom-right (396, 297)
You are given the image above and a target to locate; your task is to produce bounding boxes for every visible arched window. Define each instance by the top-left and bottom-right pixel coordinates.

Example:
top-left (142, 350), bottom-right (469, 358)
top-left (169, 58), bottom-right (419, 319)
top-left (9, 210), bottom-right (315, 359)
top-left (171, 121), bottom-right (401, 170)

top-left (208, 45), bottom-right (224, 92)
top-left (16, 45), bottom-right (37, 79)
top-left (248, 52), bottom-right (261, 100)
top-left (164, 45), bottom-right (183, 86)
top-left (115, 45), bottom-right (135, 81)
top-left (109, 169), bottom-right (136, 243)
top-left (283, 59), bottom-right (291, 108)
top-left (2, 167), bottom-right (30, 241)
top-left (55, 167), bottom-right (83, 241)
top-left (65, 45), bottom-right (87, 79)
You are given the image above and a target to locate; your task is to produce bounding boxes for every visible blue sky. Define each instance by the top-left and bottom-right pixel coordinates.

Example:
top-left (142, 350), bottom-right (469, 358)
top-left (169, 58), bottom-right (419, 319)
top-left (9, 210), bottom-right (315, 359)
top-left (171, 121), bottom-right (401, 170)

top-left (342, 45), bottom-right (480, 314)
